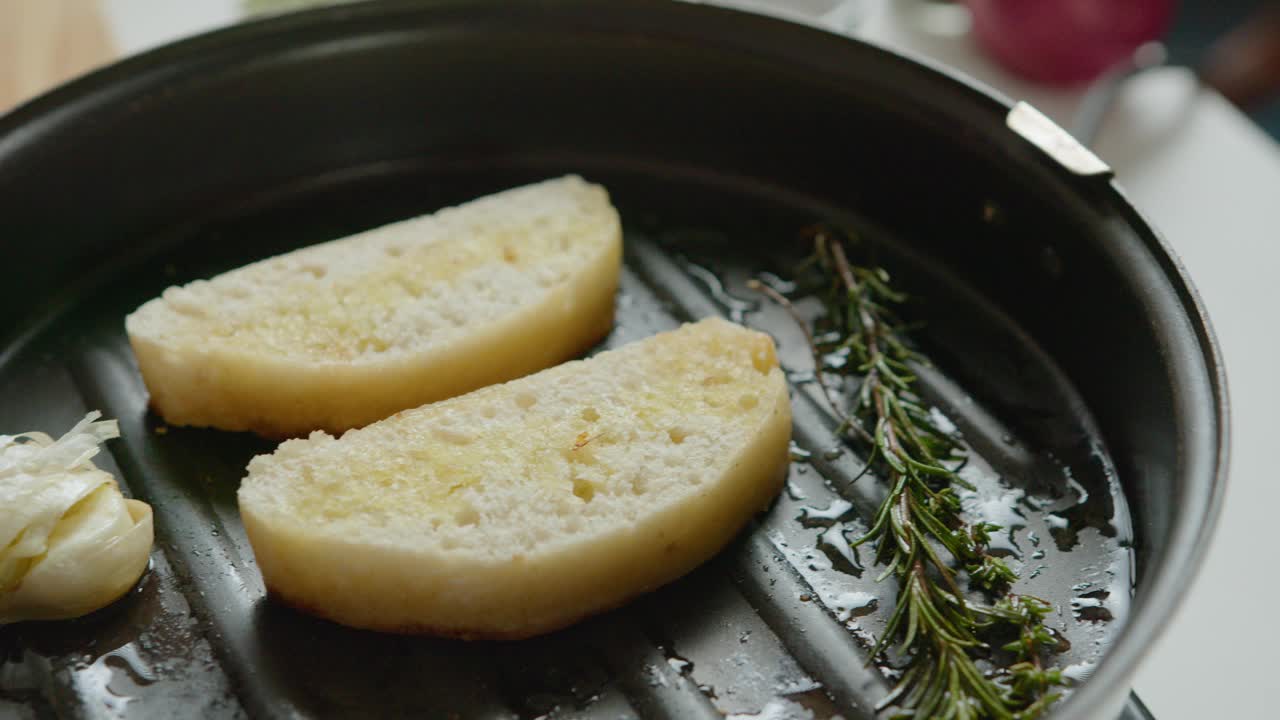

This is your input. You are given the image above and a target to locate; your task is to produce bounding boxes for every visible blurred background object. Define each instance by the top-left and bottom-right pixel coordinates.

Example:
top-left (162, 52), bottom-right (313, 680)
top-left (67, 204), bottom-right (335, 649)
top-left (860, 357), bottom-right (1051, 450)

top-left (0, 0), bottom-right (113, 113)
top-left (901, 0), bottom-right (1280, 137)
top-left (1160, 0), bottom-right (1280, 135)
top-left (1199, 3), bottom-right (1280, 112)
top-left (964, 0), bottom-right (1175, 87)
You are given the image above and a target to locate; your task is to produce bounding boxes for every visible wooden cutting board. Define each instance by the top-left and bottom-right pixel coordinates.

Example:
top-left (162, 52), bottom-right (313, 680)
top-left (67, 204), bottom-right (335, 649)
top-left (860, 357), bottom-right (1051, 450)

top-left (0, 0), bottom-right (116, 112)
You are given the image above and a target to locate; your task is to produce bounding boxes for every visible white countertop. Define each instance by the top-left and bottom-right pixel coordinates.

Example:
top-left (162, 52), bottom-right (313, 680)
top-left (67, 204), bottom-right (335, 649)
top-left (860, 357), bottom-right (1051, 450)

top-left (97, 1), bottom-right (1280, 717)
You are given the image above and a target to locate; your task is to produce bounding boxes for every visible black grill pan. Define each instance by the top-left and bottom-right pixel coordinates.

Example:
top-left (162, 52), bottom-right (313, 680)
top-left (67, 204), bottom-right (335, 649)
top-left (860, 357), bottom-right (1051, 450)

top-left (0, 2), bottom-right (1226, 719)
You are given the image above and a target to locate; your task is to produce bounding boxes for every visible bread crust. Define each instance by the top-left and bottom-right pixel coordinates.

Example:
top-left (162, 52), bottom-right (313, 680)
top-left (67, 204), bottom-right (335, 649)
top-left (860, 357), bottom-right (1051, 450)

top-left (249, 441), bottom-right (788, 639)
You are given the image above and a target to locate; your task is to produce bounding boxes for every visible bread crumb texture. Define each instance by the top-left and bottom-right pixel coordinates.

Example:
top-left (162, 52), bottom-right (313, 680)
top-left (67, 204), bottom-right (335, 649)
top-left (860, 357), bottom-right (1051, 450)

top-left (126, 175), bottom-right (622, 436)
top-left (238, 318), bottom-right (792, 638)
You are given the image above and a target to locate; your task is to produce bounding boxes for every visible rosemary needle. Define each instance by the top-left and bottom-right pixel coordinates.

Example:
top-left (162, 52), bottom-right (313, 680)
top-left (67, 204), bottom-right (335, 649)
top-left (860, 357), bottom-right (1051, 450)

top-left (757, 228), bottom-right (1068, 720)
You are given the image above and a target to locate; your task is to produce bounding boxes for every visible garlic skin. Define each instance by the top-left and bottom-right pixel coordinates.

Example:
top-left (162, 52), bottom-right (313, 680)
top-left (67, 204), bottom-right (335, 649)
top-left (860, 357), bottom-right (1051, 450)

top-left (0, 412), bottom-right (153, 624)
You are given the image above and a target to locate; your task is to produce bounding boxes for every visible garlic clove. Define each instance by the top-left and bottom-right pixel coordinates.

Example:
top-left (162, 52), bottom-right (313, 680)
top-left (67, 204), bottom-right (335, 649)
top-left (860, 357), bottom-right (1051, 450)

top-left (0, 485), bottom-right (153, 623)
top-left (0, 413), bottom-right (154, 624)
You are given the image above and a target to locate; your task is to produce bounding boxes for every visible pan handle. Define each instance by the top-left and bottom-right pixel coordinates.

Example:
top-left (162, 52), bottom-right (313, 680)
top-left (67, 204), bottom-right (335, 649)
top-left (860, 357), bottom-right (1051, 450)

top-left (1006, 101), bottom-right (1113, 177)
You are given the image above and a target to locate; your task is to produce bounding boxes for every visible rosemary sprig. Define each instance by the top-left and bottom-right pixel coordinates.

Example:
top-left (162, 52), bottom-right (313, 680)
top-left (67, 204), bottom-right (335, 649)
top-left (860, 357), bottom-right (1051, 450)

top-left (752, 229), bottom-right (1066, 719)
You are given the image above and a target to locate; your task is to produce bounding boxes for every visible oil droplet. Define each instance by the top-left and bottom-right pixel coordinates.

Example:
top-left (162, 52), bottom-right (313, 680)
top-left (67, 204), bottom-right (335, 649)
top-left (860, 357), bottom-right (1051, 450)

top-left (74, 649), bottom-right (153, 718)
top-left (822, 348), bottom-right (851, 372)
top-left (927, 407), bottom-right (959, 434)
top-left (1071, 590), bottom-right (1113, 622)
top-left (102, 647), bottom-right (156, 687)
top-left (726, 697), bottom-right (818, 720)
top-left (973, 489), bottom-right (1028, 530)
top-left (830, 591), bottom-right (878, 622)
top-left (786, 369), bottom-right (816, 385)
top-left (685, 263), bottom-right (758, 323)
top-left (797, 499), bottom-right (854, 527)
top-left (666, 656), bottom-right (694, 676)
top-left (775, 677), bottom-right (823, 695)
top-left (756, 271), bottom-right (797, 295)
top-left (1062, 662), bottom-right (1096, 685)
top-left (1062, 464), bottom-right (1091, 505)
top-left (785, 479), bottom-right (807, 501)
top-left (814, 330), bottom-right (843, 345)
top-left (985, 531), bottom-right (1022, 558)
top-left (818, 524), bottom-right (863, 576)
top-left (1046, 513), bottom-right (1076, 551)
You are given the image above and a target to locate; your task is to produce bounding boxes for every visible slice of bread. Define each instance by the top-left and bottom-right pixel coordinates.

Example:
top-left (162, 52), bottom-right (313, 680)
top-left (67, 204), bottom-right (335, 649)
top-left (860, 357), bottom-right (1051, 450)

top-left (126, 175), bottom-right (622, 437)
top-left (237, 317), bottom-right (792, 639)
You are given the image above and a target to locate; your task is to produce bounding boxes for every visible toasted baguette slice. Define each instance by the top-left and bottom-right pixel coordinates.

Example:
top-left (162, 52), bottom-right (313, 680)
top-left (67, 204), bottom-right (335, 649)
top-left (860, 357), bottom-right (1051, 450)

top-left (238, 318), bottom-right (791, 638)
top-left (126, 175), bottom-right (622, 437)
